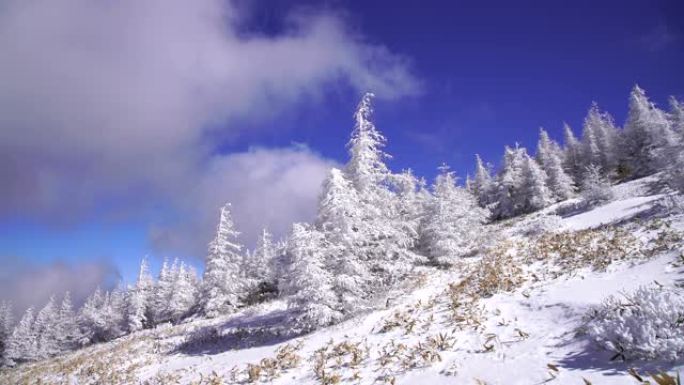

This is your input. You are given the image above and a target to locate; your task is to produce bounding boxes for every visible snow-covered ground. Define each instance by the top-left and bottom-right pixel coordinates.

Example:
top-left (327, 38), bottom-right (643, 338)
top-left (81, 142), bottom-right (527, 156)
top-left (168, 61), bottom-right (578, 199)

top-left (2, 175), bottom-right (683, 385)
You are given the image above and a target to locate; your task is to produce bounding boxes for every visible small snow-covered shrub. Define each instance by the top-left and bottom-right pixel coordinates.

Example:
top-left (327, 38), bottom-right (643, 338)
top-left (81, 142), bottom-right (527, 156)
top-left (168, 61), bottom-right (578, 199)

top-left (585, 285), bottom-right (684, 361)
top-left (516, 214), bottom-right (563, 237)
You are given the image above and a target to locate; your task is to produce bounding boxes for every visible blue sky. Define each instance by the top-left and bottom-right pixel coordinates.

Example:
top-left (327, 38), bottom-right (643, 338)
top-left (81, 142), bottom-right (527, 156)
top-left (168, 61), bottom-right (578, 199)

top-left (0, 0), bottom-right (682, 311)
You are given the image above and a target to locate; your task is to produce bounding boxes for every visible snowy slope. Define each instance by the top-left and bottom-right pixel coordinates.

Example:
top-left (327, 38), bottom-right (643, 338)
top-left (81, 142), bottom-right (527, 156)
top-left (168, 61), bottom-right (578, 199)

top-left (2, 176), bottom-right (683, 385)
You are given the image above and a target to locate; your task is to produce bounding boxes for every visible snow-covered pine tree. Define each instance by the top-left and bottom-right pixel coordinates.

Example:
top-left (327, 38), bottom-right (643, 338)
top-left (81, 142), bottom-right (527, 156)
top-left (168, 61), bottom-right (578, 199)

top-left (580, 164), bottom-right (613, 204)
top-left (281, 223), bottom-right (340, 331)
top-left (33, 296), bottom-right (59, 359)
top-left (492, 146), bottom-right (526, 219)
top-left (562, 123), bottom-right (583, 183)
top-left (78, 287), bottom-right (106, 345)
top-left (621, 85), bottom-right (677, 178)
top-left (126, 257), bottom-right (154, 332)
top-left (390, 169), bottom-right (430, 259)
top-left (583, 103), bottom-right (619, 174)
top-left (536, 128), bottom-right (575, 201)
top-left (167, 262), bottom-right (198, 323)
top-left (6, 307), bottom-right (36, 365)
top-left (243, 228), bottom-right (278, 304)
top-left (100, 286), bottom-right (126, 341)
top-left (420, 164), bottom-right (489, 265)
top-left (201, 203), bottom-right (246, 318)
top-left (55, 292), bottom-right (79, 353)
top-left (669, 96), bottom-right (684, 136)
top-left (663, 97), bottom-right (684, 192)
top-left (344, 93), bottom-right (419, 284)
top-left (151, 258), bottom-right (175, 324)
top-left (471, 154), bottom-right (494, 207)
top-left (316, 167), bottom-right (371, 315)
top-left (521, 152), bottom-right (553, 213)
top-left (0, 301), bottom-right (13, 365)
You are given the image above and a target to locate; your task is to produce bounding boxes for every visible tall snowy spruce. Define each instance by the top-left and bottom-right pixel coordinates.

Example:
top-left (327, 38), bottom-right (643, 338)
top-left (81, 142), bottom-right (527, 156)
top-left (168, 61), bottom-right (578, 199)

top-left (420, 165), bottom-right (489, 265)
top-left (167, 263), bottom-right (199, 323)
top-left (316, 168), bottom-right (372, 314)
top-left (521, 152), bottom-right (553, 212)
top-left (126, 257), bottom-right (154, 332)
top-left (343, 92), bottom-right (420, 283)
top-left (562, 123), bottom-right (583, 183)
top-left (492, 146), bottom-right (526, 219)
top-left (201, 203), bottom-right (246, 318)
top-left (281, 223), bottom-right (340, 331)
top-left (581, 103), bottom-right (619, 174)
top-left (0, 302), bottom-right (13, 365)
top-left (471, 154), bottom-right (494, 207)
top-left (536, 128), bottom-right (575, 201)
top-left (55, 292), bottom-right (79, 353)
top-left (33, 296), bottom-right (59, 359)
top-left (6, 307), bottom-right (36, 365)
top-left (621, 85), bottom-right (677, 178)
top-left (664, 97), bottom-right (684, 192)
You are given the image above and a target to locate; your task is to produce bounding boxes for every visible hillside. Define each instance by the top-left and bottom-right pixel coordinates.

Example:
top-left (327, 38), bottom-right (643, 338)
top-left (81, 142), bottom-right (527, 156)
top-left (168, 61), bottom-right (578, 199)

top-left (1, 174), bottom-right (683, 385)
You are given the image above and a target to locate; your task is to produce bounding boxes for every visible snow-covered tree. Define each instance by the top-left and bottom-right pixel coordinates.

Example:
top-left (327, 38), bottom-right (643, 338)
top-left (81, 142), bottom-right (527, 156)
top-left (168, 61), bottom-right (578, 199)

top-left (343, 93), bottom-right (420, 283)
top-left (244, 228), bottom-right (276, 293)
top-left (420, 165), bottom-right (489, 265)
top-left (537, 128), bottom-right (575, 201)
top-left (151, 258), bottom-right (175, 324)
top-left (99, 286), bottom-right (126, 341)
top-left (201, 203), bottom-right (246, 318)
top-left (580, 164), bottom-right (613, 204)
top-left (55, 292), bottom-right (79, 353)
top-left (492, 146), bottom-right (526, 219)
top-left (281, 223), bottom-right (340, 331)
top-left (316, 168), bottom-right (372, 314)
top-left (669, 96), bottom-right (684, 136)
top-left (620, 85), bottom-right (677, 178)
top-left (126, 257), bottom-right (154, 332)
top-left (33, 296), bottom-right (59, 359)
top-left (6, 307), bottom-right (36, 364)
top-left (0, 301), bottom-right (13, 365)
top-left (168, 262), bottom-right (199, 323)
top-left (582, 103), bottom-right (619, 173)
top-left (521, 152), bottom-right (553, 212)
top-left (562, 123), bottom-right (583, 182)
top-left (78, 288), bottom-right (106, 345)
top-left (471, 154), bottom-right (494, 207)
top-left (390, 169), bottom-right (430, 257)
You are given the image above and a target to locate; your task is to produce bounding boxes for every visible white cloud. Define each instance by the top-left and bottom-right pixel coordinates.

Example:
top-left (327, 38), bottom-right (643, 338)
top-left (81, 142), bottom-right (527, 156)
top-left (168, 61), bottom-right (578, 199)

top-left (0, 0), bottom-right (419, 254)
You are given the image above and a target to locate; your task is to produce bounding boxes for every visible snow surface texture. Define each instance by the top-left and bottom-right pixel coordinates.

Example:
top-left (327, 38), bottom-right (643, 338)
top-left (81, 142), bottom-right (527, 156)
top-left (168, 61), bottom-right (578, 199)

top-left (2, 176), bottom-right (684, 385)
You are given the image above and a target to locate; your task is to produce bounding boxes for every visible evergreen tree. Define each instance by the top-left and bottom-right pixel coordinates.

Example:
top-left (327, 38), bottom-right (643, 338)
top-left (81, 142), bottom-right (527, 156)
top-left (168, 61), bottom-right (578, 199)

top-left (584, 103), bottom-right (619, 173)
top-left (151, 258), bottom-right (175, 324)
top-left (669, 96), bottom-right (684, 136)
top-left (420, 165), bottom-right (489, 265)
top-left (580, 164), bottom-right (614, 204)
top-left (316, 168), bottom-right (371, 314)
top-left (521, 152), bottom-right (553, 212)
top-left (621, 85), bottom-right (676, 178)
top-left (126, 257), bottom-right (154, 332)
top-left (55, 292), bottom-right (79, 353)
top-left (33, 296), bottom-right (59, 359)
top-left (6, 307), bottom-right (36, 364)
top-left (537, 128), bottom-right (575, 201)
top-left (0, 301), bottom-right (13, 365)
top-left (281, 223), bottom-right (340, 331)
top-left (78, 288), bottom-right (106, 345)
top-left (562, 123), bottom-right (583, 182)
top-left (201, 203), bottom-right (246, 318)
top-left (244, 228), bottom-right (275, 295)
top-left (471, 154), bottom-right (494, 207)
top-left (492, 146), bottom-right (526, 219)
top-left (343, 93), bottom-right (419, 284)
top-left (167, 262), bottom-right (198, 323)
